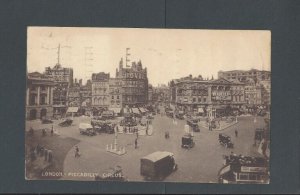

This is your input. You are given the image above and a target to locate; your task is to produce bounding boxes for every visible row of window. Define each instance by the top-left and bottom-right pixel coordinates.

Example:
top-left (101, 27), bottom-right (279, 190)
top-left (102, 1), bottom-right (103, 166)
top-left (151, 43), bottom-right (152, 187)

top-left (236, 173), bottom-right (267, 181)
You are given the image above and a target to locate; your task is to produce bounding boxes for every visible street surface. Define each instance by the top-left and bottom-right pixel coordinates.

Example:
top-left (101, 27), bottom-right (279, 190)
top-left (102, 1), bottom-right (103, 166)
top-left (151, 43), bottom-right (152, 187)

top-left (26, 113), bottom-right (266, 183)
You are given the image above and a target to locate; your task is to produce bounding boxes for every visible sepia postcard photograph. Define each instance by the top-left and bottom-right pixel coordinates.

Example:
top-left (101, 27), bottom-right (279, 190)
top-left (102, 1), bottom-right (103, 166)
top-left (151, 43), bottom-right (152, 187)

top-left (25, 27), bottom-right (271, 184)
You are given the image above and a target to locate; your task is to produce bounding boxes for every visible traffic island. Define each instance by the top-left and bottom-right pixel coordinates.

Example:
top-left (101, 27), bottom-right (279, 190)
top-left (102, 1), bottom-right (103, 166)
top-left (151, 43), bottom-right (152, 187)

top-left (106, 134), bottom-right (127, 156)
top-left (198, 118), bottom-right (238, 131)
top-left (106, 144), bottom-right (127, 155)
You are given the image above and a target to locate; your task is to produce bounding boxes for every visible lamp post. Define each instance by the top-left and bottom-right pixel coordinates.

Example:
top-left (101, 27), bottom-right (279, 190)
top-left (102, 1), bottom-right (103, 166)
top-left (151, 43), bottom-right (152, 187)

top-left (114, 125), bottom-right (118, 151)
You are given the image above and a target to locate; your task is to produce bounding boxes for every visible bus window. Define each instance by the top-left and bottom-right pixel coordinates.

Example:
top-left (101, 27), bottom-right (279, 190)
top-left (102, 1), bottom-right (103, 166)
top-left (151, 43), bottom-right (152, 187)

top-left (249, 173), bottom-right (258, 180)
top-left (238, 173), bottom-right (249, 180)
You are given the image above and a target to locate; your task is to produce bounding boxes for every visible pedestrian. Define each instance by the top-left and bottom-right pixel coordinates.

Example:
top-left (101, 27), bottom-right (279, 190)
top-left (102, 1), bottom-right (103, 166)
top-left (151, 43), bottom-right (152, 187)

top-left (48, 150), bottom-right (53, 162)
top-left (235, 129), bottom-right (238, 137)
top-left (42, 129), bottom-right (46, 136)
top-left (44, 149), bottom-right (48, 161)
top-left (136, 128), bottom-right (139, 138)
top-left (134, 138), bottom-right (138, 149)
top-left (75, 146), bottom-right (80, 158)
top-left (51, 125), bottom-right (54, 136)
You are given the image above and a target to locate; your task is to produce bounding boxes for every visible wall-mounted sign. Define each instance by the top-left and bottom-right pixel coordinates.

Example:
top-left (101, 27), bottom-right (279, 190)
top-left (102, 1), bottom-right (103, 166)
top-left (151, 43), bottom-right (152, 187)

top-left (212, 90), bottom-right (231, 100)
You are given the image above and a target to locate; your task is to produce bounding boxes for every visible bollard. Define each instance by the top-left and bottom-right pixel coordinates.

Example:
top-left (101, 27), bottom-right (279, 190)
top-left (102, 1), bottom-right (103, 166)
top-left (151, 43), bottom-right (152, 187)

top-left (106, 144), bottom-right (109, 151)
top-left (110, 144), bottom-right (113, 150)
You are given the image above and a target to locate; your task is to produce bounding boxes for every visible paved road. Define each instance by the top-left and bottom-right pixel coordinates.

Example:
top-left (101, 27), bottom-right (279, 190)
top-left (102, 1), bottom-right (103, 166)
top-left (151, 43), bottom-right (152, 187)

top-left (26, 114), bottom-right (266, 183)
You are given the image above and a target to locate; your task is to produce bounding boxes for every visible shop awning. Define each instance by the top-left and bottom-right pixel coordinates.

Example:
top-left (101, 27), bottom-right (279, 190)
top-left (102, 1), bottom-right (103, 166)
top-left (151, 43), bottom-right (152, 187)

top-left (198, 108), bottom-right (204, 113)
top-left (66, 107), bottom-right (79, 113)
top-left (132, 108), bottom-right (140, 114)
top-left (109, 107), bottom-right (122, 114)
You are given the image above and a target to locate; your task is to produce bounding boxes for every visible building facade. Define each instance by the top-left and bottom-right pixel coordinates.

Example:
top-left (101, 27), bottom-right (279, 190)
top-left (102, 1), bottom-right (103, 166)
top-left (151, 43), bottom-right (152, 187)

top-left (148, 84), bottom-right (153, 104)
top-left (260, 80), bottom-right (271, 107)
top-left (169, 75), bottom-right (245, 117)
top-left (80, 80), bottom-right (92, 115)
top-left (244, 78), bottom-right (262, 105)
top-left (218, 69), bottom-right (271, 83)
top-left (92, 72), bottom-right (110, 109)
top-left (115, 58), bottom-right (148, 107)
top-left (26, 72), bottom-right (55, 120)
top-left (153, 84), bottom-right (170, 103)
top-left (218, 69), bottom-right (271, 108)
top-left (108, 78), bottom-right (123, 108)
top-left (44, 63), bottom-right (73, 117)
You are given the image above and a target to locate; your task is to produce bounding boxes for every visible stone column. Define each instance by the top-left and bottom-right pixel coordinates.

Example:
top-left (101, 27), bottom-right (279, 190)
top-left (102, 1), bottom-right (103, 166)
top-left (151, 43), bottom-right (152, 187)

top-left (37, 86), bottom-right (40, 105)
top-left (26, 88), bottom-right (29, 106)
top-left (207, 85), bottom-right (212, 104)
top-left (50, 87), bottom-right (53, 105)
top-left (47, 86), bottom-right (50, 105)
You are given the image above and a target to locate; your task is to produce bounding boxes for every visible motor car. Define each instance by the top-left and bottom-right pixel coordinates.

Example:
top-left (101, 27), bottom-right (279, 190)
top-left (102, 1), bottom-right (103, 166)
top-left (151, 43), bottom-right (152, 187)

top-left (93, 122), bottom-right (115, 134)
top-left (175, 113), bottom-right (184, 120)
top-left (79, 123), bottom-right (96, 136)
top-left (181, 134), bottom-right (195, 149)
top-left (219, 133), bottom-right (234, 148)
top-left (186, 119), bottom-right (200, 132)
top-left (140, 151), bottom-right (177, 181)
top-left (58, 118), bottom-right (73, 127)
top-left (41, 117), bottom-right (53, 124)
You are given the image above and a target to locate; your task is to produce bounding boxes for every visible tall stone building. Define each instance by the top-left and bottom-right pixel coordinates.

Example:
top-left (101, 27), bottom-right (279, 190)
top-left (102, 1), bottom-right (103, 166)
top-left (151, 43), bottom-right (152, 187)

top-left (44, 63), bottom-right (73, 117)
top-left (218, 69), bottom-right (270, 83)
top-left (108, 78), bottom-right (123, 108)
top-left (244, 78), bottom-right (262, 105)
top-left (218, 69), bottom-right (271, 108)
top-left (169, 75), bottom-right (245, 118)
top-left (80, 79), bottom-right (92, 115)
top-left (26, 72), bottom-right (55, 120)
top-left (115, 58), bottom-right (148, 107)
top-left (91, 72), bottom-right (110, 110)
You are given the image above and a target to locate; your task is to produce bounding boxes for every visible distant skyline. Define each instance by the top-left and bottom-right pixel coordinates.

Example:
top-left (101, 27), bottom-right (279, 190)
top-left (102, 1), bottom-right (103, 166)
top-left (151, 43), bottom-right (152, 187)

top-left (27, 27), bottom-right (271, 86)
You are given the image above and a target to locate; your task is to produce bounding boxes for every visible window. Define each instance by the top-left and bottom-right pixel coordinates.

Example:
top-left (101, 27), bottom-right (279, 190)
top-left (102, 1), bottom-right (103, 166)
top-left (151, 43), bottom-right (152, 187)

top-left (203, 98), bottom-right (206, 102)
top-left (238, 173), bottom-right (249, 180)
top-left (249, 174), bottom-right (258, 180)
top-left (193, 98), bottom-right (196, 102)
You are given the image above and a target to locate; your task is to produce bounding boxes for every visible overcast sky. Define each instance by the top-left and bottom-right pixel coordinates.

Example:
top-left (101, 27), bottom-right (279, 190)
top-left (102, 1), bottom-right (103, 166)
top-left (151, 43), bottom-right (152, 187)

top-left (27, 27), bottom-right (271, 86)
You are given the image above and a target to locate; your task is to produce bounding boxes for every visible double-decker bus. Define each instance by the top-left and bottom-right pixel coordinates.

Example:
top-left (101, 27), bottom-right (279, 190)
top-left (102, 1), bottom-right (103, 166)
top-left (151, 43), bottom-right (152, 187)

top-left (218, 154), bottom-right (269, 184)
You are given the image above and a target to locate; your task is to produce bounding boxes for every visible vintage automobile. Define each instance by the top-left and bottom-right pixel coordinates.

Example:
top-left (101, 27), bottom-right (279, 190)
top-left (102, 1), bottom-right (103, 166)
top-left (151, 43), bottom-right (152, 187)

top-left (79, 123), bottom-right (96, 136)
top-left (95, 165), bottom-right (127, 181)
top-left (166, 110), bottom-right (174, 118)
top-left (120, 115), bottom-right (138, 127)
top-left (146, 114), bottom-right (154, 120)
top-left (219, 133), bottom-right (234, 148)
top-left (41, 117), bottom-right (53, 124)
top-left (58, 118), bottom-right (73, 127)
top-left (175, 112), bottom-right (185, 120)
top-left (140, 151), bottom-right (178, 181)
top-left (101, 110), bottom-right (115, 119)
top-left (93, 122), bottom-right (115, 134)
top-left (186, 119), bottom-right (200, 132)
top-left (181, 134), bottom-right (195, 149)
